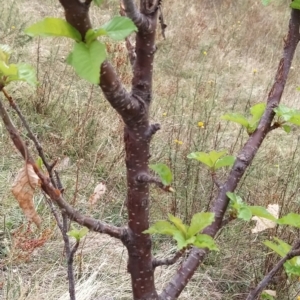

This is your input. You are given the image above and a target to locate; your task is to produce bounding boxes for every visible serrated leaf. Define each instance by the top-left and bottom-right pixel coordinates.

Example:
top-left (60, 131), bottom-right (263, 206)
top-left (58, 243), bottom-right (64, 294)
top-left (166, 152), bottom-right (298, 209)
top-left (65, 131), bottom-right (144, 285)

top-left (282, 124), bottom-right (291, 133)
top-left (101, 16), bottom-right (137, 41)
top-left (284, 259), bottom-right (300, 276)
top-left (214, 155), bottom-right (235, 169)
top-left (187, 152), bottom-right (213, 168)
top-left (194, 234), bottom-right (219, 251)
top-left (249, 206), bottom-right (277, 222)
top-left (25, 18), bottom-right (82, 41)
top-left (277, 213), bottom-right (300, 228)
top-left (221, 113), bottom-right (249, 128)
top-left (173, 231), bottom-right (191, 250)
top-left (67, 40), bottom-right (106, 84)
top-left (143, 220), bottom-right (178, 236)
top-left (227, 192), bottom-right (245, 212)
top-left (187, 212), bottom-right (215, 238)
top-left (264, 237), bottom-right (291, 257)
top-left (274, 104), bottom-right (295, 121)
top-left (168, 214), bottom-right (187, 236)
top-left (85, 28), bottom-right (107, 44)
top-left (149, 163), bottom-right (173, 186)
top-left (209, 150), bottom-right (227, 165)
top-left (67, 226), bottom-right (89, 241)
top-left (238, 206), bottom-right (252, 221)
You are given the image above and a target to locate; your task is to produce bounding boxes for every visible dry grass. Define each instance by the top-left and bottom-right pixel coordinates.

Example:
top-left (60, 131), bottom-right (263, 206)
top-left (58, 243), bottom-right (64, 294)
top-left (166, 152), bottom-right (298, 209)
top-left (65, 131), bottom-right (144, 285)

top-left (1, 0), bottom-right (300, 299)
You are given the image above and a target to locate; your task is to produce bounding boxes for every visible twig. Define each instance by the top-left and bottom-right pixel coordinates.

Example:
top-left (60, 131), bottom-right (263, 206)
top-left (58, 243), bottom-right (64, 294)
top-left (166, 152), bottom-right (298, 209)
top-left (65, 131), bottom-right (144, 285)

top-left (0, 95), bottom-right (125, 239)
top-left (62, 213), bottom-right (76, 300)
top-left (1, 87), bottom-right (57, 186)
top-left (211, 173), bottom-right (222, 189)
top-left (152, 248), bottom-right (185, 268)
top-left (136, 173), bottom-right (174, 192)
top-left (246, 240), bottom-right (300, 300)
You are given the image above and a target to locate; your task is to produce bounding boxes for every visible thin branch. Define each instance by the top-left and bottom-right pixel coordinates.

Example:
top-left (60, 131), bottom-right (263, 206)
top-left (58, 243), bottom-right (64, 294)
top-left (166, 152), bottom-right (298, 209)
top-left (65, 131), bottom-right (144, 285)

top-left (0, 94), bottom-right (125, 240)
top-left (160, 8), bottom-right (300, 300)
top-left (2, 88), bottom-right (57, 186)
top-left (152, 248), bottom-right (185, 269)
top-left (136, 173), bottom-right (174, 193)
top-left (246, 241), bottom-right (300, 300)
top-left (62, 213), bottom-right (76, 300)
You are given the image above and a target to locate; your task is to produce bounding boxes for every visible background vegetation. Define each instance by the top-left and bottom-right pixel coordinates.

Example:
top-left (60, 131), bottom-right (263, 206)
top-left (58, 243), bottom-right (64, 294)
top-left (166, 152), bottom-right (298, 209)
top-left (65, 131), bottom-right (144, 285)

top-left (1, 0), bottom-right (300, 299)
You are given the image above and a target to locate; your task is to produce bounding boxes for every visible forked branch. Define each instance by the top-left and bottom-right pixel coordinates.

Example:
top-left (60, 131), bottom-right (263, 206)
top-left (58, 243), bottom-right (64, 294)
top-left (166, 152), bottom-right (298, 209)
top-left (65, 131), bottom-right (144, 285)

top-left (0, 91), bottom-right (125, 240)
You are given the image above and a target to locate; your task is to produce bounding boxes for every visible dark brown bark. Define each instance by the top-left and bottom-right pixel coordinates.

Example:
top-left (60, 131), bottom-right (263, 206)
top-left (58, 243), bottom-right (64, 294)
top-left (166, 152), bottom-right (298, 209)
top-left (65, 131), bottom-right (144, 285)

top-left (58, 1), bottom-right (160, 299)
top-left (160, 8), bottom-right (300, 299)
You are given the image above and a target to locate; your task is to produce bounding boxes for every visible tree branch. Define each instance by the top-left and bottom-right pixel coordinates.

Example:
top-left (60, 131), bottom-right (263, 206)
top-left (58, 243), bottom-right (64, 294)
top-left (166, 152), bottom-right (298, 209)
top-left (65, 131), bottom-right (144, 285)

top-left (246, 240), bottom-right (300, 300)
top-left (122, 0), bottom-right (148, 30)
top-left (152, 248), bottom-right (185, 269)
top-left (0, 92), bottom-right (125, 240)
top-left (160, 8), bottom-right (300, 300)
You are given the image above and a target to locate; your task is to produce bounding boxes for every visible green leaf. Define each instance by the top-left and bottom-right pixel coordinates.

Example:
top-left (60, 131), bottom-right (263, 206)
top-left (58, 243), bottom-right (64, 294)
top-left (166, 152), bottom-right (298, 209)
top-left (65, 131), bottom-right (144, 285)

top-left (149, 163), bottom-right (173, 186)
top-left (15, 63), bottom-right (37, 86)
top-left (93, 0), bottom-right (104, 6)
top-left (289, 114), bottom-right (300, 126)
top-left (214, 155), bottom-right (235, 169)
top-left (291, 0), bottom-right (300, 10)
top-left (227, 192), bottom-right (245, 211)
top-left (248, 103), bottom-right (266, 133)
top-left (274, 104), bottom-right (295, 121)
top-left (187, 152), bottom-right (213, 168)
top-left (143, 220), bottom-right (178, 236)
top-left (264, 237), bottom-right (291, 258)
top-left (67, 226), bottom-right (89, 241)
top-left (194, 234), bottom-right (219, 251)
top-left (277, 213), bottom-right (300, 228)
top-left (0, 61), bottom-right (18, 76)
top-left (67, 40), bottom-right (106, 85)
top-left (0, 44), bottom-right (11, 63)
top-left (173, 231), bottom-right (192, 250)
top-left (221, 113), bottom-right (249, 128)
top-left (250, 102), bottom-right (266, 119)
top-left (101, 16), bottom-right (137, 41)
top-left (25, 18), bottom-right (82, 41)
top-left (261, 291), bottom-right (275, 300)
top-left (248, 206), bottom-right (277, 221)
top-left (284, 259), bottom-right (300, 276)
top-left (282, 124), bottom-right (291, 133)
top-left (168, 214), bottom-right (187, 236)
top-left (36, 157), bottom-right (43, 169)
top-left (187, 212), bottom-right (215, 238)
top-left (261, 0), bottom-right (272, 6)
top-left (85, 28), bottom-right (107, 44)
top-left (237, 206), bottom-right (252, 221)
top-left (209, 150), bottom-right (227, 165)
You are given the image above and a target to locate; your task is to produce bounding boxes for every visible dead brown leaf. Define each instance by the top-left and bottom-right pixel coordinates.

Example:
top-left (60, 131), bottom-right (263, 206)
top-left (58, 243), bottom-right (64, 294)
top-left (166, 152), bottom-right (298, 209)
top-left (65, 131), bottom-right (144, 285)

top-left (89, 182), bottom-right (106, 206)
top-left (11, 164), bottom-right (42, 227)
